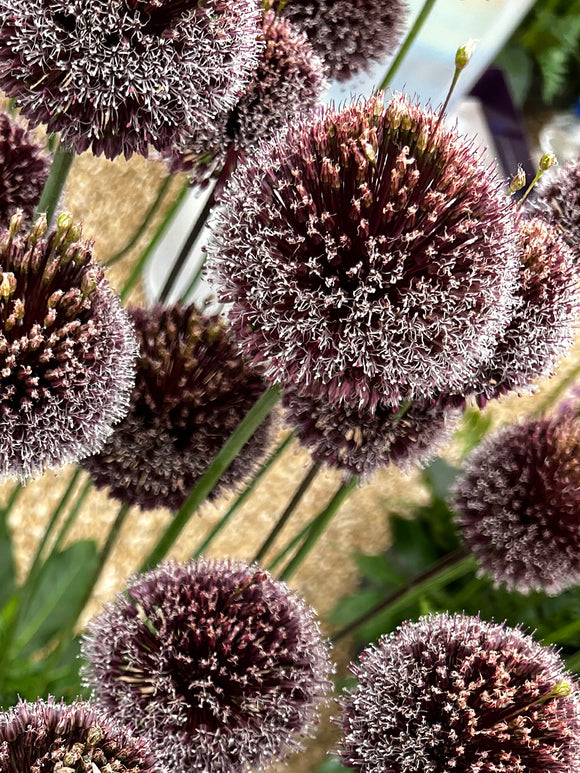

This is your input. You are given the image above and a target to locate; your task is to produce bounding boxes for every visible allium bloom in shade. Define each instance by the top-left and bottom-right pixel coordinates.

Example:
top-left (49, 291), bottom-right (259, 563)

top-left (0, 696), bottom-right (160, 773)
top-left (81, 303), bottom-right (273, 511)
top-left (82, 558), bottom-right (333, 773)
top-left (462, 216), bottom-right (580, 407)
top-left (169, 12), bottom-right (327, 186)
top-left (0, 212), bottom-right (137, 480)
top-left (284, 390), bottom-right (460, 475)
top-left (0, 110), bottom-right (49, 227)
top-left (534, 156), bottom-right (580, 260)
top-left (277, 0), bottom-right (408, 81)
top-left (208, 93), bottom-right (519, 411)
top-left (340, 612), bottom-right (580, 773)
top-left (453, 413), bottom-right (580, 595)
top-left (0, 0), bottom-right (261, 159)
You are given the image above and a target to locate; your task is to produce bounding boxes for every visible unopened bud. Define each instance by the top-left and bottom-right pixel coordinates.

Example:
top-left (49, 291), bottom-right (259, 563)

top-left (0, 272), bottom-right (17, 298)
top-left (455, 39), bottom-right (477, 71)
top-left (56, 212), bottom-right (73, 234)
top-left (9, 210), bottom-right (23, 237)
top-left (539, 152), bottom-right (557, 172)
top-left (508, 166), bottom-right (526, 194)
top-left (30, 213), bottom-right (48, 242)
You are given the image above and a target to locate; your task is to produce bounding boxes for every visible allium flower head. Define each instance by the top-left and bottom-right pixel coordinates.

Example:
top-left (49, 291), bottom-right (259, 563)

top-left (0, 110), bottom-right (49, 227)
top-left (462, 216), bottom-right (580, 407)
top-left (82, 558), bottom-right (333, 772)
top-left (0, 0), bottom-right (261, 159)
top-left (277, 0), bottom-right (408, 81)
top-left (0, 212), bottom-right (137, 480)
top-left (534, 156), bottom-right (580, 260)
top-left (284, 391), bottom-right (460, 475)
top-left (453, 413), bottom-right (580, 595)
top-left (208, 93), bottom-right (519, 411)
top-left (81, 303), bottom-right (273, 511)
top-left (0, 696), bottom-right (160, 773)
top-left (169, 11), bottom-right (327, 186)
top-left (340, 612), bottom-right (580, 773)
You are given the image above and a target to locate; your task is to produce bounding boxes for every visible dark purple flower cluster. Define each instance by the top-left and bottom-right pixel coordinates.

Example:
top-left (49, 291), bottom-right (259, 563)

top-left (81, 303), bottom-right (274, 511)
top-left (81, 558), bottom-right (333, 773)
top-left (0, 212), bottom-right (137, 480)
top-left (0, 697), bottom-right (160, 773)
top-left (277, 0), bottom-right (408, 81)
top-left (170, 11), bottom-right (327, 186)
top-left (533, 155), bottom-right (580, 261)
top-left (0, 110), bottom-right (49, 228)
top-left (0, 0), bottom-right (261, 159)
top-left (340, 612), bottom-right (580, 772)
top-left (454, 412), bottom-right (580, 595)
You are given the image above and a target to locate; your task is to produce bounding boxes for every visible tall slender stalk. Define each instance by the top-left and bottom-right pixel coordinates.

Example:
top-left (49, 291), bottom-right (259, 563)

top-left (193, 432), bottom-right (294, 560)
top-left (252, 461), bottom-right (321, 565)
top-left (35, 142), bottom-right (75, 227)
top-left (331, 548), bottom-right (475, 643)
top-left (379, 0), bottom-right (439, 91)
top-left (279, 475), bottom-right (358, 582)
top-left (0, 481), bottom-right (23, 520)
top-left (47, 478), bottom-right (93, 558)
top-left (141, 385), bottom-right (282, 571)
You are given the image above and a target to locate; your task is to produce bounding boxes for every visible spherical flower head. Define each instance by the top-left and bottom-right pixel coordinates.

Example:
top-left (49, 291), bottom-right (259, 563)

top-left (81, 558), bottom-right (333, 773)
top-left (0, 0), bottom-right (261, 159)
top-left (277, 0), bottom-right (408, 81)
top-left (169, 11), bottom-right (327, 186)
top-left (208, 93), bottom-right (519, 411)
top-left (462, 216), bottom-right (580, 407)
top-left (340, 612), bottom-right (580, 773)
top-left (284, 390), bottom-right (460, 475)
top-left (0, 110), bottom-right (49, 228)
top-left (81, 303), bottom-right (274, 511)
top-left (0, 212), bottom-right (137, 480)
top-left (454, 413), bottom-right (580, 595)
top-left (533, 156), bottom-right (580, 260)
top-left (0, 696), bottom-right (160, 773)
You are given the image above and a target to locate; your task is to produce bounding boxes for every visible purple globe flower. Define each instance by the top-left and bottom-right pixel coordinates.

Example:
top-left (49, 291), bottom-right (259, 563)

top-left (81, 303), bottom-right (274, 511)
top-left (0, 0), bottom-right (261, 159)
top-left (533, 156), bottom-right (580, 261)
top-left (208, 93), bottom-right (519, 411)
top-left (277, 0), bottom-right (408, 81)
top-left (453, 413), bottom-right (580, 595)
top-left (340, 612), bottom-right (580, 773)
top-left (169, 11), bottom-right (327, 187)
top-left (461, 216), bottom-right (580, 407)
top-left (284, 390), bottom-right (460, 475)
top-left (0, 212), bottom-right (137, 480)
top-left (81, 559), bottom-right (333, 773)
top-left (0, 697), bottom-right (160, 773)
top-left (0, 110), bottom-right (49, 228)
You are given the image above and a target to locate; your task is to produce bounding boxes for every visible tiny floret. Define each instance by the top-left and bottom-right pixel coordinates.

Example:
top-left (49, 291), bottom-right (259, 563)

top-left (82, 558), bottom-right (333, 773)
top-left (340, 612), bottom-right (580, 772)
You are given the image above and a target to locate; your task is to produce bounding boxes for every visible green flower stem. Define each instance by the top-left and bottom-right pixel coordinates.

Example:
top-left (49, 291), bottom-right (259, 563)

top-left (266, 520), bottom-right (310, 573)
top-left (252, 460), bottom-right (322, 565)
top-left (119, 179), bottom-right (189, 302)
top-left (0, 480), bottom-right (23, 520)
top-left (534, 361), bottom-right (580, 416)
top-left (544, 616), bottom-right (580, 646)
top-left (48, 478), bottom-right (93, 558)
top-left (141, 385), bottom-right (282, 571)
top-left (566, 650), bottom-right (580, 674)
top-left (105, 175), bottom-right (173, 267)
top-left (158, 178), bottom-right (218, 304)
top-left (35, 141), bottom-right (75, 227)
top-left (331, 548), bottom-right (475, 643)
top-left (279, 475), bottom-right (358, 582)
top-left (192, 432), bottom-right (295, 560)
top-left (379, 0), bottom-right (439, 91)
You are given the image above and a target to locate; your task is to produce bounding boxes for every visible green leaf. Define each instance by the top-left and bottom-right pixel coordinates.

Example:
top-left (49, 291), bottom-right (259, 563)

top-left (13, 540), bottom-right (98, 657)
top-left (537, 46), bottom-right (570, 103)
top-left (0, 498), bottom-right (16, 610)
top-left (495, 45), bottom-right (535, 109)
top-left (354, 554), bottom-right (406, 589)
top-left (388, 514), bottom-right (441, 575)
top-left (422, 458), bottom-right (461, 501)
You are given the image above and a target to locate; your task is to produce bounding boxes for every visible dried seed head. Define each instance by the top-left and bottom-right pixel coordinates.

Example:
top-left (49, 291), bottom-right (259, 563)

top-left (208, 93), bottom-right (519, 411)
top-left (454, 413), bottom-right (580, 595)
top-left (81, 303), bottom-right (274, 511)
top-left (81, 558), bottom-right (333, 773)
top-left (340, 612), bottom-right (580, 772)
top-left (0, 0), bottom-right (262, 159)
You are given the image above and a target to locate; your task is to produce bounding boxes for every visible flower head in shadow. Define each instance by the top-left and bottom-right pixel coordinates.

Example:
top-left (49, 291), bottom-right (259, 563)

top-left (533, 156), bottom-right (580, 260)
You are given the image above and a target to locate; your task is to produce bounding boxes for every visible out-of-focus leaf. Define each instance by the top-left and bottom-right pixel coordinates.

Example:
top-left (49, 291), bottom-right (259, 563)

top-left (316, 757), bottom-right (353, 773)
top-left (495, 45), bottom-right (534, 107)
top-left (0, 497), bottom-right (16, 609)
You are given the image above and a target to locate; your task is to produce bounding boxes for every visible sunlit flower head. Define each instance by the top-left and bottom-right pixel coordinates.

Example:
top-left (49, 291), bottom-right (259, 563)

top-left (82, 303), bottom-right (274, 511)
top-left (208, 93), bottom-right (519, 411)
top-left (340, 612), bottom-right (580, 772)
top-left (0, 212), bottom-right (137, 480)
top-left (454, 413), bottom-right (580, 595)
top-left (0, 0), bottom-right (261, 159)
top-left (82, 558), bottom-right (333, 772)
